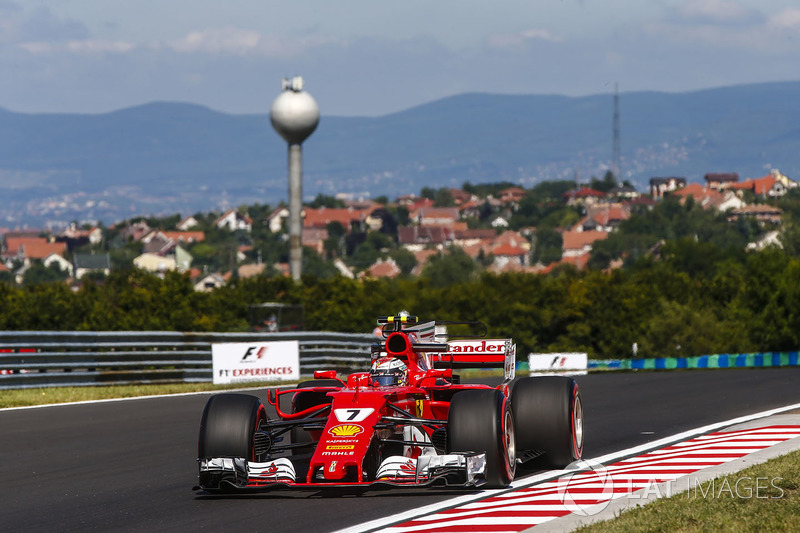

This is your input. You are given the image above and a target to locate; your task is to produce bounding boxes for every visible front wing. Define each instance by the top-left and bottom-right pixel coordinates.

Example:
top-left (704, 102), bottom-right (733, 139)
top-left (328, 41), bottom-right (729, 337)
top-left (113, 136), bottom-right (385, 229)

top-left (196, 452), bottom-right (487, 491)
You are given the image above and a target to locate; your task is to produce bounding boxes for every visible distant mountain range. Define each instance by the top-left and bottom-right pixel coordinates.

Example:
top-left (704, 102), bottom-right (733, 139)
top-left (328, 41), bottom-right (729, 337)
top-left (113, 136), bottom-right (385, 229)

top-left (2, 80), bottom-right (800, 227)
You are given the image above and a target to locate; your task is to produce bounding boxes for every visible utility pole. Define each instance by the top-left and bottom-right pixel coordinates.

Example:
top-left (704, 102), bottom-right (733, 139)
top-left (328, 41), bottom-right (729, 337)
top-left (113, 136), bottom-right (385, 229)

top-left (612, 82), bottom-right (621, 182)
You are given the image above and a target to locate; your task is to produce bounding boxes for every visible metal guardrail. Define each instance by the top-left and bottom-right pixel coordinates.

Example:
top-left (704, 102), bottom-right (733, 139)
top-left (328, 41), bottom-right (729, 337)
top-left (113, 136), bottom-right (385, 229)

top-left (0, 331), bottom-right (377, 390)
top-left (588, 352), bottom-right (800, 371)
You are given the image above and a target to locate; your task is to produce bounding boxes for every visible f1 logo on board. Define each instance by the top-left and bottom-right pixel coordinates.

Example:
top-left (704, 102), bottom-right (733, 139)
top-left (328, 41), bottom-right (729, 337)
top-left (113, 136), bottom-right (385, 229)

top-left (241, 346), bottom-right (269, 362)
top-left (212, 341), bottom-right (299, 385)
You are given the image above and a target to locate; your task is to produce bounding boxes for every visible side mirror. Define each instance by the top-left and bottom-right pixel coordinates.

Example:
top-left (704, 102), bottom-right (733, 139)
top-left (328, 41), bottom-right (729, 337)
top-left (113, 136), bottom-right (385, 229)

top-left (314, 370), bottom-right (337, 380)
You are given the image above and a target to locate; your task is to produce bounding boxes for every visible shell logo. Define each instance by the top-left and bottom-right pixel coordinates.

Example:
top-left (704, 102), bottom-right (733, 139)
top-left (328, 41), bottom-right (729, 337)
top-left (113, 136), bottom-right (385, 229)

top-left (329, 424), bottom-right (364, 437)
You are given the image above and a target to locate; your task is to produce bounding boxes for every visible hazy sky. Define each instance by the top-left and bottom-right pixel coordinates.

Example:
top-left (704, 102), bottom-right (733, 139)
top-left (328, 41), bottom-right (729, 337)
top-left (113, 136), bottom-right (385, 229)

top-left (2, 0), bottom-right (799, 116)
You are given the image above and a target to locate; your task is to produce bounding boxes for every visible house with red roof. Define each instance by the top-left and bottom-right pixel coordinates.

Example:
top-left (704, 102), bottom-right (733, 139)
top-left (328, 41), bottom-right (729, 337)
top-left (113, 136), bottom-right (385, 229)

top-left (413, 207), bottom-right (460, 227)
top-left (733, 170), bottom-right (797, 198)
top-left (2, 237), bottom-right (67, 262)
top-left (398, 226), bottom-right (455, 251)
top-left (396, 195), bottom-right (434, 211)
top-left (539, 253), bottom-right (592, 274)
top-left (492, 230), bottom-right (531, 252)
top-left (57, 223), bottom-right (103, 250)
top-left (497, 187), bottom-right (527, 206)
top-left (359, 258), bottom-right (402, 279)
top-left (302, 227), bottom-right (329, 255)
top-left (456, 199), bottom-right (483, 219)
top-left (577, 203), bottom-right (630, 232)
top-left (671, 183), bottom-right (745, 212)
top-left (449, 189), bottom-right (477, 205)
top-left (162, 231), bottom-right (205, 244)
top-left (490, 242), bottom-right (529, 270)
top-left (563, 188), bottom-right (607, 206)
top-left (120, 221), bottom-right (152, 242)
top-left (453, 229), bottom-right (497, 248)
top-left (561, 229), bottom-right (608, 259)
top-left (303, 207), bottom-right (367, 232)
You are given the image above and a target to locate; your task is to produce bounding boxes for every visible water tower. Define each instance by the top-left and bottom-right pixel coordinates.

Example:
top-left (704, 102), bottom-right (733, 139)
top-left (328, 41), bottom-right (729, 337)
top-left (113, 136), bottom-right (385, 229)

top-left (270, 76), bottom-right (320, 281)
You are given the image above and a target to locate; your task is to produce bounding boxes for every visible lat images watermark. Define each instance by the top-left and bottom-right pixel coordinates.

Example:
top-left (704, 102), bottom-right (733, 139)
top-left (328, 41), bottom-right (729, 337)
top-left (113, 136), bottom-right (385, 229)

top-left (557, 459), bottom-right (615, 516)
top-left (687, 476), bottom-right (785, 500)
top-left (555, 462), bottom-right (786, 518)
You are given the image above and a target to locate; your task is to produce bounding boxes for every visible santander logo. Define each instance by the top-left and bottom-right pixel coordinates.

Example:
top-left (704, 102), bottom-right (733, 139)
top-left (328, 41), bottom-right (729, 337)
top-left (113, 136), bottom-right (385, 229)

top-left (446, 340), bottom-right (505, 353)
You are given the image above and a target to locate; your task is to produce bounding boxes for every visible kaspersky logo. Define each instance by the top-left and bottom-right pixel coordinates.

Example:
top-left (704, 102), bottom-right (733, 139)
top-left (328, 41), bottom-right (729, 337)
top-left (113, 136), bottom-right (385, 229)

top-left (241, 345), bottom-right (269, 362)
top-left (329, 424), bottom-right (364, 437)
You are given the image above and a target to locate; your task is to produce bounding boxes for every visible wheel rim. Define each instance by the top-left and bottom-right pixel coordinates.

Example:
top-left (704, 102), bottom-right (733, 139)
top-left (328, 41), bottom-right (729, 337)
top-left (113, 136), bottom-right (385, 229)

top-left (504, 409), bottom-right (516, 473)
top-left (573, 394), bottom-right (584, 454)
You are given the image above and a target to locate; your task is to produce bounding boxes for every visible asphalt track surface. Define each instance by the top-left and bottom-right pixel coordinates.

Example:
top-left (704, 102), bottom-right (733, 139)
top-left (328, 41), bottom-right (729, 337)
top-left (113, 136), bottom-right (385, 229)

top-left (2, 368), bottom-right (800, 532)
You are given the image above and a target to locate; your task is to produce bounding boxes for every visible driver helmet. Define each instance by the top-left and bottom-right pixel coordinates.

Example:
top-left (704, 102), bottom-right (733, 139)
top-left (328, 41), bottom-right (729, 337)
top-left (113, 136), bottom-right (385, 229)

top-left (370, 357), bottom-right (408, 387)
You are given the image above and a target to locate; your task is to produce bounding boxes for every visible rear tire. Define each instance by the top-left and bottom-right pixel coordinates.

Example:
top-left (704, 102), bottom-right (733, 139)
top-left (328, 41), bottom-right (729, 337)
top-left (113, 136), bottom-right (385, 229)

top-left (447, 389), bottom-right (516, 488)
top-left (511, 376), bottom-right (583, 468)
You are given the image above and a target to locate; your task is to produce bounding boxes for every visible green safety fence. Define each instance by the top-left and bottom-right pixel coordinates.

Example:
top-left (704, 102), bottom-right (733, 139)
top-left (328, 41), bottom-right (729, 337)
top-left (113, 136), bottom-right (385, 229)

top-left (588, 351), bottom-right (800, 371)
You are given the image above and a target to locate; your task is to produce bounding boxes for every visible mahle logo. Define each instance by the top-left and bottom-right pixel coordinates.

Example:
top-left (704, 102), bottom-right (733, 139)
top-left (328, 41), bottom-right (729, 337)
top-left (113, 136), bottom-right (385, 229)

top-left (329, 424), bottom-right (364, 437)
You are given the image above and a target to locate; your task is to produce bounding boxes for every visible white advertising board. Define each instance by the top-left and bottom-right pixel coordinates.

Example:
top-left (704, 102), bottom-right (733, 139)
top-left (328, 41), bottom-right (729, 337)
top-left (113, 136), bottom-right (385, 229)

top-left (528, 352), bottom-right (588, 375)
top-left (212, 341), bottom-right (300, 385)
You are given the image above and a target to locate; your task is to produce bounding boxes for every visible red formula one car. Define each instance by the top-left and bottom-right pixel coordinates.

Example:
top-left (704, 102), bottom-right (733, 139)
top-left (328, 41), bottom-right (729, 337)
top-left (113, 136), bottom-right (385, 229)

top-left (196, 315), bottom-right (583, 491)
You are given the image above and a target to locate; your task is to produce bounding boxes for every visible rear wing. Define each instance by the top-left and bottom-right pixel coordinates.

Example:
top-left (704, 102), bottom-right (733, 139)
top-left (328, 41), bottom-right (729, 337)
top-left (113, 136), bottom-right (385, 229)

top-left (430, 339), bottom-right (516, 382)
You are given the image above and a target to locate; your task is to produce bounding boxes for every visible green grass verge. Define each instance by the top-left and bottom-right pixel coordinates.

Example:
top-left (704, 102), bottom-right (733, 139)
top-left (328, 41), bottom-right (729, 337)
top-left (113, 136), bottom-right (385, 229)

top-left (0, 381), bottom-right (296, 409)
top-left (576, 449), bottom-right (800, 532)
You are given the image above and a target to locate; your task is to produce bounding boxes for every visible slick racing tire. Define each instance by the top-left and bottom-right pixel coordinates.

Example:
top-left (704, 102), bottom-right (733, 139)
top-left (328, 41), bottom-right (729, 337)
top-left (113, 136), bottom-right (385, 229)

top-left (198, 393), bottom-right (267, 490)
top-left (447, 389), bottom-right (516, 488)
top-left (511, 376), bottom-right (583, 468)
top-left (198, 393), bottom-right (267, 461)
top-left (290, 379), bottom-right (342, 450)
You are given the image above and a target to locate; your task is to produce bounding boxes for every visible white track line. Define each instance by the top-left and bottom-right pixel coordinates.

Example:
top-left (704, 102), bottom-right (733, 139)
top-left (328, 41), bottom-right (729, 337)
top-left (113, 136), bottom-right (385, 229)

top-left (0, 385), bottom-right (272, 412)
top-left (333, 401), bottom-right (800, 533)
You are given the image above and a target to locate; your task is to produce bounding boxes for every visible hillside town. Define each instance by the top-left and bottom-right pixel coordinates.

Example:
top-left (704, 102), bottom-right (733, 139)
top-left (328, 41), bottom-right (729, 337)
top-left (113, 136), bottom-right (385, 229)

top-left (0, 169), bottom-right (796, 289)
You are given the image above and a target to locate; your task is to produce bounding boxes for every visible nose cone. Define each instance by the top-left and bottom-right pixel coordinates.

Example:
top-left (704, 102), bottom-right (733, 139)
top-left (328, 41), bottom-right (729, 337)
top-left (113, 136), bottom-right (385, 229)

top-left (270, 90), bottom-right (320, 144)
top-left (323, 459), bottom-right (348, 481)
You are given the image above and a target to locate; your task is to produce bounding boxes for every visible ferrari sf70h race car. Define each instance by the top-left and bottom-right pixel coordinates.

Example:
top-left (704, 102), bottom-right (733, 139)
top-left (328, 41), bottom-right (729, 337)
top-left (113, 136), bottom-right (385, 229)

top-left (196, 315), bottom-right (584, 491)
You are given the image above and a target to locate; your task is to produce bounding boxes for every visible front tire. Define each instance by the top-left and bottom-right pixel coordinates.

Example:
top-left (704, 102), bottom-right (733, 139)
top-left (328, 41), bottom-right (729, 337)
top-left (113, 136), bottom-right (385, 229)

top-left (447, 389), bottom-right (516, 488)
top-left (198, 393), bottom-right (267, 489)
top-left (511, 376), bottom-right (583, 468)
top-left (198, 393), bottom-right (266, 460)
